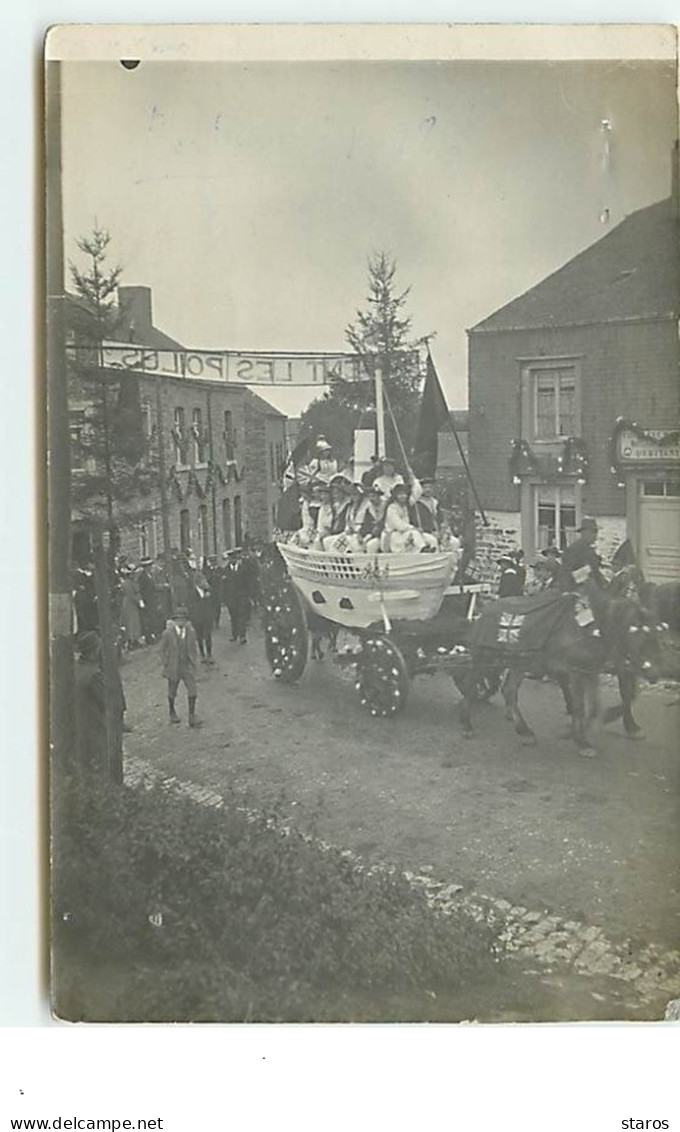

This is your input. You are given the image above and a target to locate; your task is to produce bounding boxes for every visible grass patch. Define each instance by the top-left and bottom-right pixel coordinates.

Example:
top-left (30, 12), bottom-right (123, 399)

top-left (52, 770), bottom-right (501, 1022)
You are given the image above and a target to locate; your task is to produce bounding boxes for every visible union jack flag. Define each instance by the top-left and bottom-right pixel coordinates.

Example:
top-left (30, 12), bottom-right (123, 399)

top-left (497, 611), bottom-right (525, 645)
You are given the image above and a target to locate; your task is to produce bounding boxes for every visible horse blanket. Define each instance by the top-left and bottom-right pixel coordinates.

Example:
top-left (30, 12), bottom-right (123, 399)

top-left (472, 591), bottom-right (577, 654)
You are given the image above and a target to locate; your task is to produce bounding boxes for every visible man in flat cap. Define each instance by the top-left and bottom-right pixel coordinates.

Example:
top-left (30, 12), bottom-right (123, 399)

top-left (561, 517), bottom-right (606, 589)
top-left (159, 606), bottom-right (202, 727)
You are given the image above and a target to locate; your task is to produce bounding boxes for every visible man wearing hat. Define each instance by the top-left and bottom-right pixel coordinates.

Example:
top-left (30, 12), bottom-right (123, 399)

top-left (185, 555), bottom-right (215, 665)
top-left (561, 517), bottom-right (606, 589)
top-left (529, 546), bottom-right (562, 593)
top-left (497, 552), bottom-right (524, 597)
top-left (159, 606), bottom-right (202, 727)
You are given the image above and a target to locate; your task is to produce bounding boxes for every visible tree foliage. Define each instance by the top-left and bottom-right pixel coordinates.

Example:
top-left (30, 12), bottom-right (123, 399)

top-left (68, 226), bottom-right (158, 532)
top-left (300, 253), bottom-right (424, 467)
top-left (69, 226), bottom-right (123, 346)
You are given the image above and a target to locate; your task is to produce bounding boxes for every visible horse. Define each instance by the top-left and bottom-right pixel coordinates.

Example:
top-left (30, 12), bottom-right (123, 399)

top-left (459, 581), bottom-right (664, 756)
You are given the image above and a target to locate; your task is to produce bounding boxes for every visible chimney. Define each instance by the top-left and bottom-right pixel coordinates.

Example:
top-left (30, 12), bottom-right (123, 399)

top-left (117, 286), bottom-right (153, 344)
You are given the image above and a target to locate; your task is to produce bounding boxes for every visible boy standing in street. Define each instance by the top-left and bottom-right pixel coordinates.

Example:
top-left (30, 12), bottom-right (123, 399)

top-left (159, 606), bottom-right (203, 728)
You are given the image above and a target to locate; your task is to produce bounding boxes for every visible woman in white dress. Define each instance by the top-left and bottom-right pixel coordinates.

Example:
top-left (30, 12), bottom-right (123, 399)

top-left (313, 484), bottom-right (335, 549)
top-left (381, 483), bottom-right (438, 553)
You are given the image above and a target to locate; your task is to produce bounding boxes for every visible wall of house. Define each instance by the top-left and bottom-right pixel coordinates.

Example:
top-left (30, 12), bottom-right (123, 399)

top-left (69, 367), bottom-right (289, 560)
top-left (264, 415), bottom-right (286, 536)
top-left (71, 369), bottom-right (289, 561)
top-left (468, 317), bottom-right (679, 519)
top-left (140, 374), bottom-right (249, 558)
top-left (242, 395), bottom-right (270, 541)
top-left (467, 510), bottom-right (522, 586)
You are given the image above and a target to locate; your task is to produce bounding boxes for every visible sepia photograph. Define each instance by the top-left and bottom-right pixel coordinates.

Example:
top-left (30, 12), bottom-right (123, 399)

top-left (45, 24), bottom-right (680, 1024)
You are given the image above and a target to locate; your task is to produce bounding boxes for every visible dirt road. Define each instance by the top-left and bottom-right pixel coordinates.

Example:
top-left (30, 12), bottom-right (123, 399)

top-left (120, 620), bottom-right (680, 1020)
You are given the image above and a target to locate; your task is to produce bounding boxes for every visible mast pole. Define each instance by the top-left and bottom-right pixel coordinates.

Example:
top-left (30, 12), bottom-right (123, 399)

top-left (375, 366), bottom-right (386, 458)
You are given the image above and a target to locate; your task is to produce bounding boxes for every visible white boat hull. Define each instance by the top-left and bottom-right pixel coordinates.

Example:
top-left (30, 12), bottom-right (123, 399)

top-left (277, 543), bottom-right (458, 630)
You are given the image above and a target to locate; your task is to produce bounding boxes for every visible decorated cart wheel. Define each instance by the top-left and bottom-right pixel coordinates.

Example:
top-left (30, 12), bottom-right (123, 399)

top-left (355, 635), bottom-right (409, 717)
top-left (263, 582), bottom-right (309, 684)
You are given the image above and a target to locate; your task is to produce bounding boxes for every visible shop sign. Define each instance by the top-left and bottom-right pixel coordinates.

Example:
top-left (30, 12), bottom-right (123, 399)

top-left (616, 428), bottom-right (680, 464)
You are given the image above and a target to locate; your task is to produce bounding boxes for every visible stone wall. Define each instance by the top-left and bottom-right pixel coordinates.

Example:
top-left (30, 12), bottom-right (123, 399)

top-left (467, 510), bottom-right (522, 586)
top-left (593, 514), bottom-right (628, 566)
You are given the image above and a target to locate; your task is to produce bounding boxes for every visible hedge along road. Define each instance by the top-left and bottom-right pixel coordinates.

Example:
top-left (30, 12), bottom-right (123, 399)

top-left (119, 620), bottom-right (680, 1020)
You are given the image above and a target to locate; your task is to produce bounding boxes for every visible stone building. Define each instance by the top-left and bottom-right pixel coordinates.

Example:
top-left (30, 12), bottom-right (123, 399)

top-left (467, 193), bottom-right (679, 584)
top-left (67, 285), bottom-right (286, 563)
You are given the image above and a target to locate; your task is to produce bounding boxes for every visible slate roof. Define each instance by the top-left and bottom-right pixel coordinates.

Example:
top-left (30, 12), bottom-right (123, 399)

top-left (246, 390), bottom-right (287, 419)
top-left (120, 323), bottom-right (185, 351)
top-left (449, 410), bottom-right (469, 432)
top-left (470, 197), bottom-right (679, 334)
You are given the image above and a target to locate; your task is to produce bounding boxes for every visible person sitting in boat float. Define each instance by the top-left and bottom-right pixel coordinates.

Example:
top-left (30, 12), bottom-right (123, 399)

top-left (329, 475), bottom-right (353, 532)
top-left (357, 483), bottom-right (386, 553)
top-left (438, 512), bottom-right (462, 555)
top-left (320, 475), bottom-right (359, 552)
top-left (312, 481), bottom-right (335, 548)
top-left (372, 456), bottom-right (404, 498)
top-left (381, 482), bottom-right (439, 553)
top-left (337, 480), bottom-right (369, 551)
top-left (408, 476), bottom-right (441, 538)
top-left (286, 482), bottom-right (318, 548)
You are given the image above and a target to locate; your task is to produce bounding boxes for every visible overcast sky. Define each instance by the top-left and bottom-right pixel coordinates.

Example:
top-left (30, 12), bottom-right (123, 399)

top-left (61, 59), bottom-right (677, 416)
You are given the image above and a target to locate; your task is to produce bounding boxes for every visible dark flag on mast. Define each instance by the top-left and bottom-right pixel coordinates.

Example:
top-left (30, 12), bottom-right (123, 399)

top-left (413, 351), bottom-right (450, 478)
top-left (414, 349), bottom-right (488, 524)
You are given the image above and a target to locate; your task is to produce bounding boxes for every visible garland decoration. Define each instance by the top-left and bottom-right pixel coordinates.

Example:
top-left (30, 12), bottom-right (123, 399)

top-left (167, 462), bottom-right (237, 501)
top-left (509, 437), bottom-right (590, 486)
top-left (509, 439), bottom-right (541, 484)
top-left (561, 437), bottom-right (589, 484)
top-left (223, 429), bottom-right (243, 482)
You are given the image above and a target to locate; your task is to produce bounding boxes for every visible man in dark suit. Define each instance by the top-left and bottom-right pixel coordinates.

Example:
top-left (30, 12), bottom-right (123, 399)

top-left (159, 606), bottom-right (202, 727)
top-left (561, 517), bottom-right (606, 589)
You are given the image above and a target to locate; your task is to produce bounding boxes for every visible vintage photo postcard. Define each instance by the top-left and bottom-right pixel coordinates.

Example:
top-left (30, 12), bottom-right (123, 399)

top-left (45, 24), bottom-right (680, 1023)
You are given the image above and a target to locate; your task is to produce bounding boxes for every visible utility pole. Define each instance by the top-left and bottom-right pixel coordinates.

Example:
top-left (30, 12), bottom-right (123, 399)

top-left (375, 367), bottom-right (386, 459)
top-left (46, 60), bottom-right (75, 767)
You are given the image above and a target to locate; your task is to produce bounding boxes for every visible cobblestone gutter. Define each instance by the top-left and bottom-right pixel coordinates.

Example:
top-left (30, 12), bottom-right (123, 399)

top-left (125, 754), bottom-right (680, 1012)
